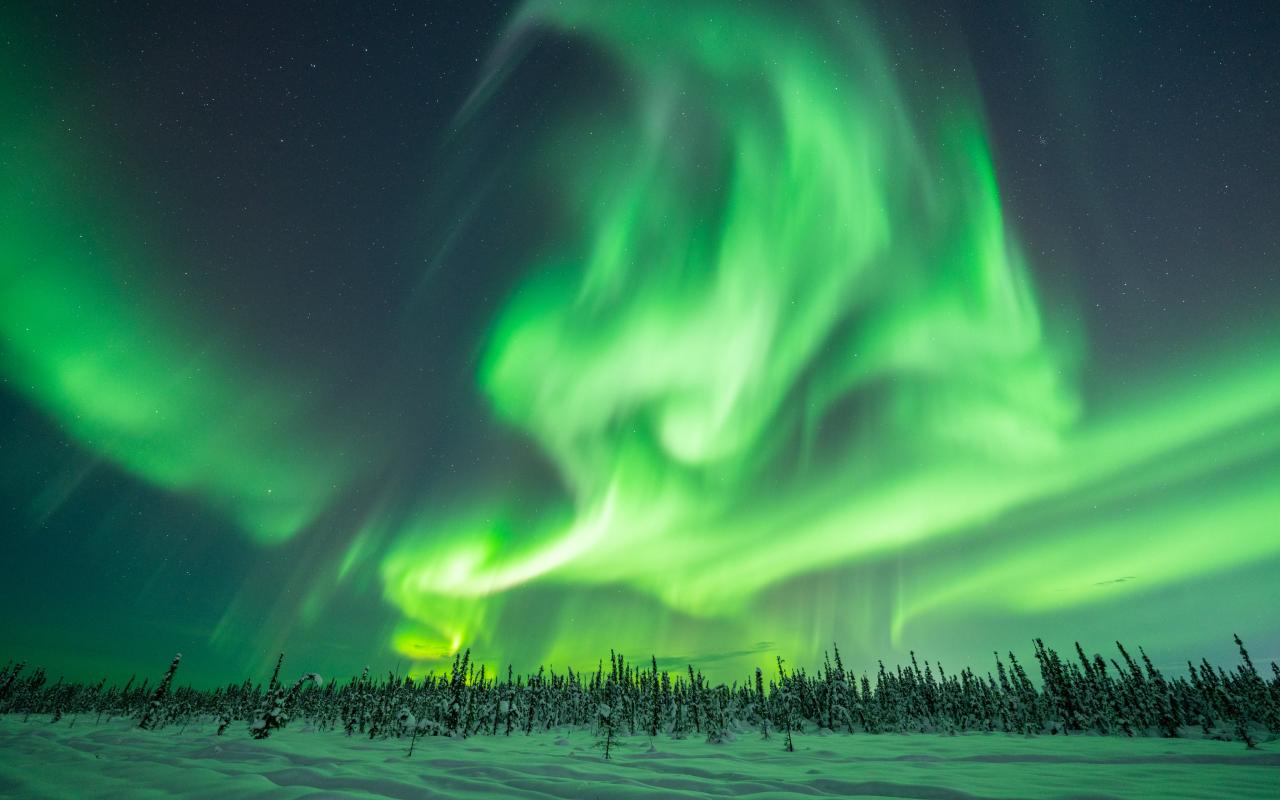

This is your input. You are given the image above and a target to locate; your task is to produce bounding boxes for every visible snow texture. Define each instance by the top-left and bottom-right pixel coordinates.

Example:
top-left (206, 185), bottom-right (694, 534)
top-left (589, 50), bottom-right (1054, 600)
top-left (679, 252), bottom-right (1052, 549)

top-left (1, 716), bottom-right (1277, 799)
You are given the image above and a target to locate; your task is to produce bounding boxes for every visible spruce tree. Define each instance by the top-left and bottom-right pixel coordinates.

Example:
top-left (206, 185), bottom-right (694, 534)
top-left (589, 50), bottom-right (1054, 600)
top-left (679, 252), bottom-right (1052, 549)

top-left (138, 653), bottom-right (181, 730)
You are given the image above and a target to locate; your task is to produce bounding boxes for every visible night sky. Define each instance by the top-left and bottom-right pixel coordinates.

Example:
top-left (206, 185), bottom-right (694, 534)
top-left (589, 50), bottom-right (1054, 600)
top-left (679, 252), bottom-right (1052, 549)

top-left (2, 1), bottom-right (1278, 688)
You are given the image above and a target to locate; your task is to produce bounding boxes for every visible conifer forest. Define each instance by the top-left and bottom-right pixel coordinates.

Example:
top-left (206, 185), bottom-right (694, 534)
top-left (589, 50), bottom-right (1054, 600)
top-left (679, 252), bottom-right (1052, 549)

top-left (4, 636), bottom-right (1277, 755)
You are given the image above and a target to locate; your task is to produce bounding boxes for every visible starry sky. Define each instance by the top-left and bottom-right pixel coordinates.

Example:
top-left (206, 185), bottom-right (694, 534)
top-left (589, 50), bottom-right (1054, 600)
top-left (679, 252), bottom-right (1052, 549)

top-left (2, 0), bottom-right (1278, 687)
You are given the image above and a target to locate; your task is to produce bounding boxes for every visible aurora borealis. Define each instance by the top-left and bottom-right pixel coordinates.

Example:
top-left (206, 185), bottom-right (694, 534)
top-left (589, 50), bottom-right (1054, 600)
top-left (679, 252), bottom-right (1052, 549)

top-left (2, 1), bottom-right (1278, 687)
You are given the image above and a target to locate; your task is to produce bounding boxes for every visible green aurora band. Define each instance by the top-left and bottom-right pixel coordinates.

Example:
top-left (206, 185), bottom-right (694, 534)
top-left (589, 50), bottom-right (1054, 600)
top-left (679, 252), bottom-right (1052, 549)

top-left (0, 31), bottom-right (349, 544)
top-left (2, 1), bottom-right (1277, 679)
top-left (380, 0), bottom-right (1280, 671)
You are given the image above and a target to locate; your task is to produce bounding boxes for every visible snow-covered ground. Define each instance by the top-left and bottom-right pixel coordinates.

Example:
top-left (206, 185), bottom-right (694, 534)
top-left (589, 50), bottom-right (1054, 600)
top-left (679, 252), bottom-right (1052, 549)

top-left (0, 716), bottom-right (1276, 799)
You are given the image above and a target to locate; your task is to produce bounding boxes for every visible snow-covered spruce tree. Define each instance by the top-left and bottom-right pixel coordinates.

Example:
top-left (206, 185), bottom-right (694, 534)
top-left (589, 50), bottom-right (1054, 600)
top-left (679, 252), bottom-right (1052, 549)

top-left (504, 665), bottom-right (517, 736)
top-left (0, 661), bottom-right (24, 709)
top-left (170, 685), bottom-right (198, 733)
top-left (1124, 641), bottom-right (1169, 733)
top-left (341, 673), bottom-right (361, 736)
top-left (1226, 690), bottom-right (1258, 749)
top-left (831, 645), bottom-right (855, 733)
top-left (393, 704), bottom-right (417, 752)
top-left (468, 664), bottom-right (486, 736)
top-left (670, 688), bottom-right (688, 739)
top-left (648, 656), bottom-right (662, 739)
top-left (96, 681), bottom-right (117, 725)
top-left (69, 678), bottom-right (105, 729)
top-left (48, 680), bottom-right (64, 724)
top-left (660, 667), bottom-right (673, 731)
top-left (623, 661), bottom-right (637, 736)
top-left (248, 653), bottom-right (291, 739)
top-left (566, 666), bottom-right (584, 728)
top-left (595, 679), bottom-right (618, 760)
top-left (1074, 643), bottom-right (1108, 734)
top-left (755, 668), bottom-right (771, 739)
top-left (365, 672), bottom-right (386, 739)
top-left (686, 664), bottom-right (702, 734)
top-left (490, 669), bottom-right (505, 736)
top-left (291, 673), bottom-right (323, 713)
top-left (1135, 646), bottom-right (1181, 738)
top-left (100, 674), bottom-right (133, 724)
top-left (819, 651), bottom-right (834, 731)
top-left (993, 652), bottom-right (1016, 732)
top-left (1187, 659), bottom-right (1217, 735)
top-left (1089, 647), bottom-right (1121, 735)
top-left (1233, 634), bottom-right (1279, 734)
top-left (318, 678), bottom-right (340, 731)
top-left (1033, 639), bottom-right (1081, 735)
top-left (14, 668), bottom-right (43, 721)
top-left (1270, 661), bottom-right (1280, 730)
top-left (857, 673), bottom-right (877, 733)
top-left (931, 662), bottom-right (956, 735)
top-left (775, 659), bottom-right (796, 751)
top-left (215, 685), bottom-right (236, 736)
top-left (524, 665), bottom-right (542, 735)
top-left (138, 653), bottom-right (181, 730)
top-left (1005, 651), bottom-right (1041, 734)
top-left (467, 663), bottom-right (485, 736)
top-left (354, 665), bottom-right (371, 734)
top-left (704, 684), bottom-right (732, 743)
top-left (286, 672), bottom-right (324, 728)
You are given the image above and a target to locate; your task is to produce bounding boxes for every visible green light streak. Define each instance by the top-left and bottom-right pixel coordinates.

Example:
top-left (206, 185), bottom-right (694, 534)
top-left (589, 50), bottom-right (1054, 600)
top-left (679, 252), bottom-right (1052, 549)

top-left (379, 0), bottom-right (1280, 672)
top-left (0, 58), bottom-right (346, 543)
